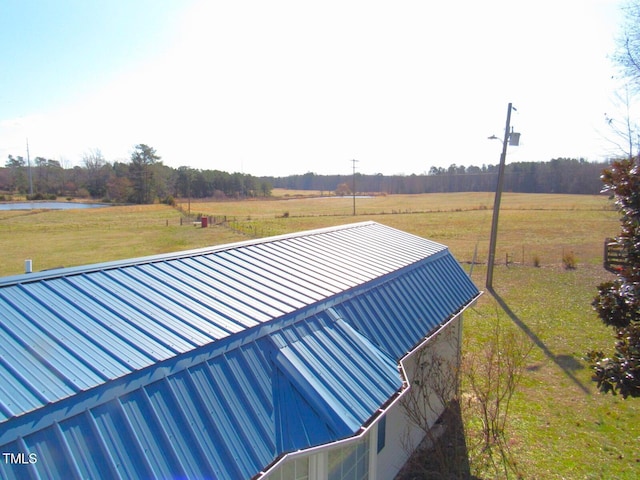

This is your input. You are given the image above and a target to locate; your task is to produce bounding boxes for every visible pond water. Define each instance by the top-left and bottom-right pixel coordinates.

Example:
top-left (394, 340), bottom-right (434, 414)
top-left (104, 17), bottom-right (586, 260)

top-left (311, 195), bottom-right (375, 200)
top-left (0, 202), bottom-right (110, 211)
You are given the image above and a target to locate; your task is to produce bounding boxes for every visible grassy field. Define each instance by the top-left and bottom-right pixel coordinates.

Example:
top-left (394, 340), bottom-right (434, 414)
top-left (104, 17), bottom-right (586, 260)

top-left (1, 192), bottom-right (637, 478)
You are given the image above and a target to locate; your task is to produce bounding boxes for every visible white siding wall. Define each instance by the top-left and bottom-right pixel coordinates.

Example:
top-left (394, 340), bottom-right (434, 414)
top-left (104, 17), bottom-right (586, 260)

top-left (376, 315), bottom-right (462, 480)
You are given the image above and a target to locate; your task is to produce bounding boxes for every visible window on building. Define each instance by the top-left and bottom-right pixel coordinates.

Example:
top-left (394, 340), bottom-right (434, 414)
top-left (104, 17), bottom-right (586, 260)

top-left (264, 456), bottom-right (309, 480)
top-left (327, 437), bottom-right (369, 480)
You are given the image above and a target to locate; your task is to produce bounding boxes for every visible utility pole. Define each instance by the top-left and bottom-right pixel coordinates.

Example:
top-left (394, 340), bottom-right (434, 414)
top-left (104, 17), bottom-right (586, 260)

top-left (26, 138), bottom-right (33, 196)
top-left (351, 158), bottom-right (359, 216)
top-left (486, 103), bottom-right (514, 290)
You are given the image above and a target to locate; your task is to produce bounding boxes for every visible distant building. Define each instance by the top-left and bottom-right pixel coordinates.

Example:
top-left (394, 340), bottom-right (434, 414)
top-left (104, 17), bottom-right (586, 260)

top-left (0, 221), bottom-right (480, 479)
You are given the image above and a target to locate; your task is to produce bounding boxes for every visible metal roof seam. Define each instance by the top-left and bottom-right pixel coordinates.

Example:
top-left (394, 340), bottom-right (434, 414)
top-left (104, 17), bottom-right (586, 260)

top-left (266, 239), bottom-right (373, 285)
top-left (158, 259), bottom-right (279, 323)
top-left (169, 368), bottom-right (244, 476)
top-left (297, 246), bottom-right (387, 281)
top-left (213, 348), bottom-right (275, 451)
top-left (21, 282), bottom-right (130, 381)
top-left (283, 236), bottom-right (386, 279)
top-left (0, 300), bottom-right (85, 398)
top-left (240, 245), bottom-right (345, 296)
top-left (143, 377), bottom-right (217, 479)
top-left (60, 276), bottom-right (171, 364)
top-left (104, 268), bottom-right (221, 346)
top-left (254, 242), bottom-right (361, 291)
top-left (139, 262), bottom-right (260, 332)
top-left (0, 348), bottom-right (52, 409)
top-left (256, 302), bottom-right (474, 480)
top-left (191, 362), bottom-right (265, 474)
top-left (214, 251), bottom-right (320, 306)
top-left (130, 262), bottom-right (245, 341)
top-left (224, 248), bottom-right (328, 302)
top-left (147, 261), bottom-right (268, 327)
top-left (320, 321), bottom-right (399, 405)
top-left (178, 257), bottom-right (292, 317)
top-left (197, 254), bottom-right (309, 310)
top-left (86, 272), bottom-right (200, 354)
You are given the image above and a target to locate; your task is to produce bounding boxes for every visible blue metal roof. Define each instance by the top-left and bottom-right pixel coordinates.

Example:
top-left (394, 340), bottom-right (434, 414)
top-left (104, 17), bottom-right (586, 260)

top-left (0, 221), bottom-right (480, 479)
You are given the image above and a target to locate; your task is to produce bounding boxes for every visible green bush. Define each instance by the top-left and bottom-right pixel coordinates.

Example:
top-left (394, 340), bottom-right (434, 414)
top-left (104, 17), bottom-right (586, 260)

top-left (533, 254), bottom-right (541, 267)
top-left (562, 250), bottom-right (577, 270)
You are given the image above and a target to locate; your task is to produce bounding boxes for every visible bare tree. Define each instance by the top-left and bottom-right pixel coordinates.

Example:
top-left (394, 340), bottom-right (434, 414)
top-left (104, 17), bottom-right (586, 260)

top-left (605, 1), bottom-right (640, 161)
top-left (462, 315), bottom-right (532, 479)
top-left (399, 325), bottom-right (464, 479)
top-left (82, 149), bottom-right (108, 198)
top-left (605, 86), bottom-right (639, 160)
top-left (614, 1), bottom-right (640, 92)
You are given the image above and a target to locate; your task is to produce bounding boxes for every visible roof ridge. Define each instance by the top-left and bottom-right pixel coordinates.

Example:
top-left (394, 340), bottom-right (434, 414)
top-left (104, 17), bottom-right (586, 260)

top-left (0, 221), bottom-right (379, 287)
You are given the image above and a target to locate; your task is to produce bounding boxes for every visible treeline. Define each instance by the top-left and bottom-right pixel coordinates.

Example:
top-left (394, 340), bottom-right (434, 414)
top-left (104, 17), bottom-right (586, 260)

top-left (1, 150), bottom-right (611, 203)
top-left (1, 145), bottom-right (272, 203)
top-left (266, 158), bottom-right (610, 195)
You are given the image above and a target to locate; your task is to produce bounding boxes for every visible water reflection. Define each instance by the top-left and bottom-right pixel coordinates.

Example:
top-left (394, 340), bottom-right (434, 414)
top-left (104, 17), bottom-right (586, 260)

top-left (0, 202), bottom-right (109, 211)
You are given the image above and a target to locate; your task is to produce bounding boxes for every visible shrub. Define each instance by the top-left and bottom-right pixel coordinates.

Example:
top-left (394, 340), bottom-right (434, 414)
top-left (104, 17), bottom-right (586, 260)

top-left (562, 250), bottom-right (577, 270)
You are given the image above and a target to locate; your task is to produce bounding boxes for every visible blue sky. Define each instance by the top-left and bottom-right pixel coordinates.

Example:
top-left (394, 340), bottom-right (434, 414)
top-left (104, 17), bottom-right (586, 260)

top-left (0, 0), bottom-right (631, 176)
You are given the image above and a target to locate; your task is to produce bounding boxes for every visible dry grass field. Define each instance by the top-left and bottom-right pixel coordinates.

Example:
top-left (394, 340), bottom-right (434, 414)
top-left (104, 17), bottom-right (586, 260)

top-left (1, 191), bottom-right (637, 478)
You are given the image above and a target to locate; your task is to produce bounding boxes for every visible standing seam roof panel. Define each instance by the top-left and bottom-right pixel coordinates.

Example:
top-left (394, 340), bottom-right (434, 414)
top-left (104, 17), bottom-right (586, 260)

top-left (164, 370), bottom-right (242, 478)
top-left (231, 248), bottom-right (339, 298)
top-left (61, 411), bottom-right (120, 480)
top-left (0, 297), bottom-right (91, 399)
top-left (0, 349), bottom-right (58, 420)
top-left (132, 262), bottom-right (257, 332)
top-left (263, 240), bottom-right (373, 286)
top-left (245, 245), bottom-right (352, 294)
top-left (115, 266), bottom-right (236, 340)
top-left (177, 257), bottom-right (295, 317)
top-left (159, 259), bottom-right (283, 321)
top-left (17, 282), bottom-right (142, 380)
top-left (95, 269), bottom-right (218, 346)
top-left (204, 358), bottom-right (275, 465)
top-left (71, 273), bottom-right (198, 354)
top-left (188, 363), bottom-right (263, 476)
top-left (197, 255), bottom-right (309, 310)
top-left (255, 243), bottom-right (361, 290)
top-left (216, 250), bottom-right (326, 303)
top-left (144, 262), bottom-right (268, 326)
top-left (120, 389), bottom-right (188, 479)
top-left (60, 276), bottom-right (173, 364)
top-left (47, 277), bottom-right (169, 366)
top-left (143, 379), bottom-right (217, 480)
top-left (283, 236), bottom-right (389, 279)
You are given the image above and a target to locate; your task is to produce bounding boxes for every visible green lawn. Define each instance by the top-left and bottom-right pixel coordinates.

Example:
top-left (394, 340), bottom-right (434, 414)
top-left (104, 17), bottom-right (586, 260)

top-left (467, 264), bottom-right (639, 478)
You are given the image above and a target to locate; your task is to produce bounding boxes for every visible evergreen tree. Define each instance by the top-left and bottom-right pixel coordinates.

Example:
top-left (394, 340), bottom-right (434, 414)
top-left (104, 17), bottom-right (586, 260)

top-left (129, 144), bottom-right (161, 204)
top-left (590, 158), bottom-right (640, 397)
